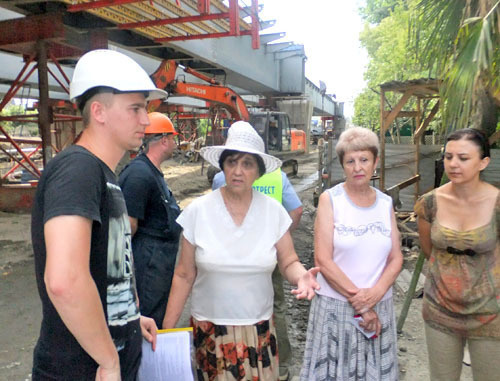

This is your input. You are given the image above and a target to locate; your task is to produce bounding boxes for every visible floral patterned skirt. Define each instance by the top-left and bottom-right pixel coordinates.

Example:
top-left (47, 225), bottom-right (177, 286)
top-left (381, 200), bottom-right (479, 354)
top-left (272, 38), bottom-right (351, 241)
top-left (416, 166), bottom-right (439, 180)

top-left (191, 316), bottom-right (279, 381)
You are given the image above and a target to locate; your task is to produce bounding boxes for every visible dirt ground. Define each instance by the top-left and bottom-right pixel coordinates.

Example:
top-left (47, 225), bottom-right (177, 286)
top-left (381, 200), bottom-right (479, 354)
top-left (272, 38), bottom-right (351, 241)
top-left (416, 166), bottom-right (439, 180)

top-left (0, 148), bottom-right (473, 380)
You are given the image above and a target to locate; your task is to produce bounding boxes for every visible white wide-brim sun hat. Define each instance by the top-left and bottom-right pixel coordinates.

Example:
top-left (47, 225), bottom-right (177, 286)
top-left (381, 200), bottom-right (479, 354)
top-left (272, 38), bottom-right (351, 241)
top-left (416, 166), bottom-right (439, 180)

top-left (200, 121), bottom-right (282, 174)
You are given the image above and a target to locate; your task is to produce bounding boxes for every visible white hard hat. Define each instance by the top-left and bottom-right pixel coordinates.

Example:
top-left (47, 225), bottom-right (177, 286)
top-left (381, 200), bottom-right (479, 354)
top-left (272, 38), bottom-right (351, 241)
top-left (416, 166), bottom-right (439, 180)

top-left (69, 49), bottom-right (168, 104)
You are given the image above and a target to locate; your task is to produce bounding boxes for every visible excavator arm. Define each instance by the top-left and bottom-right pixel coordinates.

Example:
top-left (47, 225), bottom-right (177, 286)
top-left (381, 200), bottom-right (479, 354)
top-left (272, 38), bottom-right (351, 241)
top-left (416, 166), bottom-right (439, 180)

top-left (149, 59), bottom-right (249, 121)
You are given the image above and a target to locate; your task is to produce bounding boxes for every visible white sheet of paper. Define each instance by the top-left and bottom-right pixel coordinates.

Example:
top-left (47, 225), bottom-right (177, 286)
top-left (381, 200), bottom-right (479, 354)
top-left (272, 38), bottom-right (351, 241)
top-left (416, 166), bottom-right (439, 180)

top-left (138, 330), bottom-right (194, 381)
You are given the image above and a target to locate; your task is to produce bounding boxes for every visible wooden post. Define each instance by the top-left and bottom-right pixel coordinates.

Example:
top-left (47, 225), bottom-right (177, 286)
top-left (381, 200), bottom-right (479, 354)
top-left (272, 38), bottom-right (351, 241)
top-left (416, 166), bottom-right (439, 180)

top-left (318, 143), bottom-right (323, 189)
top-left (415, 97), bottom-right (421, 201)
top-left (327, 136), bottom-right (333, 188)
top-left (397, 252), bottom-right (425, 333)
top-left (37, 40), bottom-right (53, 166)
top-left (380, 89), bottom-right (386, 190)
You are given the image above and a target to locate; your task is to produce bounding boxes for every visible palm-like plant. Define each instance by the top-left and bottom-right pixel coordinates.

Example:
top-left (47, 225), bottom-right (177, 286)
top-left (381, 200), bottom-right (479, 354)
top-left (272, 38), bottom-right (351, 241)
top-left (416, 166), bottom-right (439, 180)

top-left (412, 0), bottom-right (499, 135)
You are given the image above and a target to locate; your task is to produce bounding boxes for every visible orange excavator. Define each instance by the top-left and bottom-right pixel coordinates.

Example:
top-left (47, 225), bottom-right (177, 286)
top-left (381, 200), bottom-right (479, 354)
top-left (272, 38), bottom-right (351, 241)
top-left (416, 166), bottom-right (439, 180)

top-left (149, 60), bottom-right (248, 120)
top-left (149, 59), bottom-right (305, 175)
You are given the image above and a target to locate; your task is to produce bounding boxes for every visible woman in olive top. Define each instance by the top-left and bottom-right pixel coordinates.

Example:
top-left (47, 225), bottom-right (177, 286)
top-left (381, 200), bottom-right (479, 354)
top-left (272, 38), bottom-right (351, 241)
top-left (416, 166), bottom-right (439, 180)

top-left (415, 128), bottom-right (500, 380)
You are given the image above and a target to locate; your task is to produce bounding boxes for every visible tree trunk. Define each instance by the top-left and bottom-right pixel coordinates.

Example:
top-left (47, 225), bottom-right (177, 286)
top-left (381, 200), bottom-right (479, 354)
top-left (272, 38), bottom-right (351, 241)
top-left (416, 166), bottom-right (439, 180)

top-left (395, 118), bottom-right (401, 144)
top-left (472, 88), bottom-right (499, 138)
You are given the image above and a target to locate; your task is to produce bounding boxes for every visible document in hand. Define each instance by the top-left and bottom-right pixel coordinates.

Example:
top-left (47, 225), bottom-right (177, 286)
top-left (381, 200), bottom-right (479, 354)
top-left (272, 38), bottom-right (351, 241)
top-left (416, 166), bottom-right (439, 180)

top-left (138, 328), bottom-right (194, 381)
top-left (351, 315), bottom-right (377, 339)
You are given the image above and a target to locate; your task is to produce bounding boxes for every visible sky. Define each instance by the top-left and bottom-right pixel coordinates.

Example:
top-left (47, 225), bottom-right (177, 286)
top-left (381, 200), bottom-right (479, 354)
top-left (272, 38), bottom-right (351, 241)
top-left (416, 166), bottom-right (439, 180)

top-left (258, 0), bottom-right (368, 117)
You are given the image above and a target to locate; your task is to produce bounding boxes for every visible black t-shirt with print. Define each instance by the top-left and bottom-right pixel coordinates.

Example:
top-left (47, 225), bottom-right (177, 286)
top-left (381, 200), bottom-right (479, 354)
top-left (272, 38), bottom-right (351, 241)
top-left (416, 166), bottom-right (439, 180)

top-left (31, 145), bottom-right (142, 380)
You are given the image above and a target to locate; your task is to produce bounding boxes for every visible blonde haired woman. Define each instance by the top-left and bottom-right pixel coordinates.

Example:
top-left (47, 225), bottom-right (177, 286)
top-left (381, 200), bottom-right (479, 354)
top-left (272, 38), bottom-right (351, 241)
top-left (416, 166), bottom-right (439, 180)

top-left (301, 127), bottom-right (402, 380)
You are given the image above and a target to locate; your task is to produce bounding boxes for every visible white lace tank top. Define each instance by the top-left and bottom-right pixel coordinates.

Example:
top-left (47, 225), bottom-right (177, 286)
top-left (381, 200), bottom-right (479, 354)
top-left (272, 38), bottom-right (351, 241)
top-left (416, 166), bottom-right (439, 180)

top-left (316, 183), bottom-right (394, 302)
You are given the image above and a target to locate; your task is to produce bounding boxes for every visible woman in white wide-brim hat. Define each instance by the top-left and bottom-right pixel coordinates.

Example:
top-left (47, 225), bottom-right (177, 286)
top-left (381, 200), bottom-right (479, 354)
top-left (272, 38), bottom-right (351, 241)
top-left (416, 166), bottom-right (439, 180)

top-left (163, 121), bottom-right (320, 381)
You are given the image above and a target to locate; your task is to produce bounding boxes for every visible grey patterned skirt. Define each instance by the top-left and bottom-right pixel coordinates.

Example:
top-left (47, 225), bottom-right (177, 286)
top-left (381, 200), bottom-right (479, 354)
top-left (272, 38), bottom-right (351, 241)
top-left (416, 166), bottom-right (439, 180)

top-left (300, 295), bottom-right (399, 381)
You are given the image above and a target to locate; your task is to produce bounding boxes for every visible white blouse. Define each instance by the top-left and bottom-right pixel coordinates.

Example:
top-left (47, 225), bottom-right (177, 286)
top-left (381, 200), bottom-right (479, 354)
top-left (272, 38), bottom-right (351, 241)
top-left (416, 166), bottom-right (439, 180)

top-left (176, 188), bottom-right (292, 325)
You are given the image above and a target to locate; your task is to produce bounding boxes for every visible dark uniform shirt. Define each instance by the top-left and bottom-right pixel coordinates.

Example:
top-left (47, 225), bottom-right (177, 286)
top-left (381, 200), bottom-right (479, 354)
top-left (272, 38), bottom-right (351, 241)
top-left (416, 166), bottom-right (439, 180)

top-left (119, 153), bottom-right (181, 327)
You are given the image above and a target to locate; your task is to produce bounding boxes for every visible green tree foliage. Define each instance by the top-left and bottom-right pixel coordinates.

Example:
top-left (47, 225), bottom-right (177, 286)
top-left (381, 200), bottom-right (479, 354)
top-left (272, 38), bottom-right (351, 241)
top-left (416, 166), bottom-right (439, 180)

top-left (411, 0), bottom-right (500, 135)
top-left (353, 89), bottom-right (379, 130)
top-left (360, 4), bottom-right (422, 86)
top-left (354, 1), bottom-right (428, 131)
top-left (359, 0), bottom-right (406, 24)
top-left (0, 102), bottom-right (38, 135)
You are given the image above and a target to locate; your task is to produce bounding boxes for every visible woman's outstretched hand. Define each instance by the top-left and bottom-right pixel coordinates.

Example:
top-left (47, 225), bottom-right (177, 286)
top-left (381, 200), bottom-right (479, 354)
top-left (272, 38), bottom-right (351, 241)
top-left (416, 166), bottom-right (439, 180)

top-left (291, 267), bottom-right (321, 300)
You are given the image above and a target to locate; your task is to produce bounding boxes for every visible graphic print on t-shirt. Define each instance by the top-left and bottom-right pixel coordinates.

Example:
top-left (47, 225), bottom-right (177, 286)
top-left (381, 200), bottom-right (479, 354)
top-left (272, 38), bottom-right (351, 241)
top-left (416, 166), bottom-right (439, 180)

top-left (106, 182), bottom-right (139, 350)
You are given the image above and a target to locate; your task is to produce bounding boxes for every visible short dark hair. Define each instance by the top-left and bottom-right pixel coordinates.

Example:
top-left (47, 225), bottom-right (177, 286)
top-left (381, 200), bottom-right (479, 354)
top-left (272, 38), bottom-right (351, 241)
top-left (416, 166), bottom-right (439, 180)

top-left (77, 86), bottom-right (149, 126)
top-left (219, 149), bottom-right (266, 177)
top-left (140, 134), bottom-right (164, 154)
top-left (446, 128), bottom-right (490, 159)
top-left (76, 86), bottom-right (116, 113)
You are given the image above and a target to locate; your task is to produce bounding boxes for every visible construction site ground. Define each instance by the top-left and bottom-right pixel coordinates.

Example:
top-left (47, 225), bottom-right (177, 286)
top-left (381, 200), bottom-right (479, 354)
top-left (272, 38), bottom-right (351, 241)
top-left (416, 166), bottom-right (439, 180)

top-left (0, 148), bottom-right (473, 380)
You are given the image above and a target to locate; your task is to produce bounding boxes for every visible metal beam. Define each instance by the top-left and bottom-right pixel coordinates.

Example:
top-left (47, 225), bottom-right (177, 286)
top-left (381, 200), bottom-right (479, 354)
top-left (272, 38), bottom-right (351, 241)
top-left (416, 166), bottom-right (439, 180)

top-left (67, 0), bottom-right (143, 12)
top-left (228, 0), bottom-right (239, 36)
top-left (0, 136), bottom-right (42, 144)
top-left (0, 6), bottom-right (304, 97)
top-left (241, 4), bottom-right (263, 17)
top-left (0, 12), bottom-right (65, 47)
top-left (250, 0), bottom-right (259, 49)
top-left (197, 0), bottom-right (210, 14)
top-left (0, 52), bottom-right (73, 96)
top-left (265, 42), bottom-right (292, 53)
top-left (305, 79), bottom-right (336, 116)
top-left (155, 31), bottom-right (233, 43)
top-left (259, 19), bottom-right (275, 30)
top-left (118, 12), bottom-right (229, 29)
top-left (275, 50), bottom-right (304, 60)
top-left (155, 27), bottom-right (255, 42)
top-left (168, 34), bottom-right (288, 92)
top-left (260, 32), bottom-right (285, 44)
top-left (36, 40), bottom-right (53, 166)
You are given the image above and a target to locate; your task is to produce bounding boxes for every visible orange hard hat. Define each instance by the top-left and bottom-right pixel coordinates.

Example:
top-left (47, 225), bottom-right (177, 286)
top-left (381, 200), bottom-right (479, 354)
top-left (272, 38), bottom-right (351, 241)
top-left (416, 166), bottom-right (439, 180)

top-left (145, 112), bottom-right (177, 135)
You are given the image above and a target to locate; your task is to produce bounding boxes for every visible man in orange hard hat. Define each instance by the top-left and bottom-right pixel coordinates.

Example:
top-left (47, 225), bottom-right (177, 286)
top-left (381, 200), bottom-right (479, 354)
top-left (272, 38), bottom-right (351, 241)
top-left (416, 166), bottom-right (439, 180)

top-left (119, 112), bottom-right (181, 327)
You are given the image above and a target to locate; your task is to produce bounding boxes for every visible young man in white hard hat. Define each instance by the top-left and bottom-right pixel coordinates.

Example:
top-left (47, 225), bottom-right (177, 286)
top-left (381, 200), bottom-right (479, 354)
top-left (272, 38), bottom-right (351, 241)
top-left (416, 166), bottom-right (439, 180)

top-left (31, 49), bottom-right (167, 380)
top-left (119, 112), bottom-right (181, 328)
